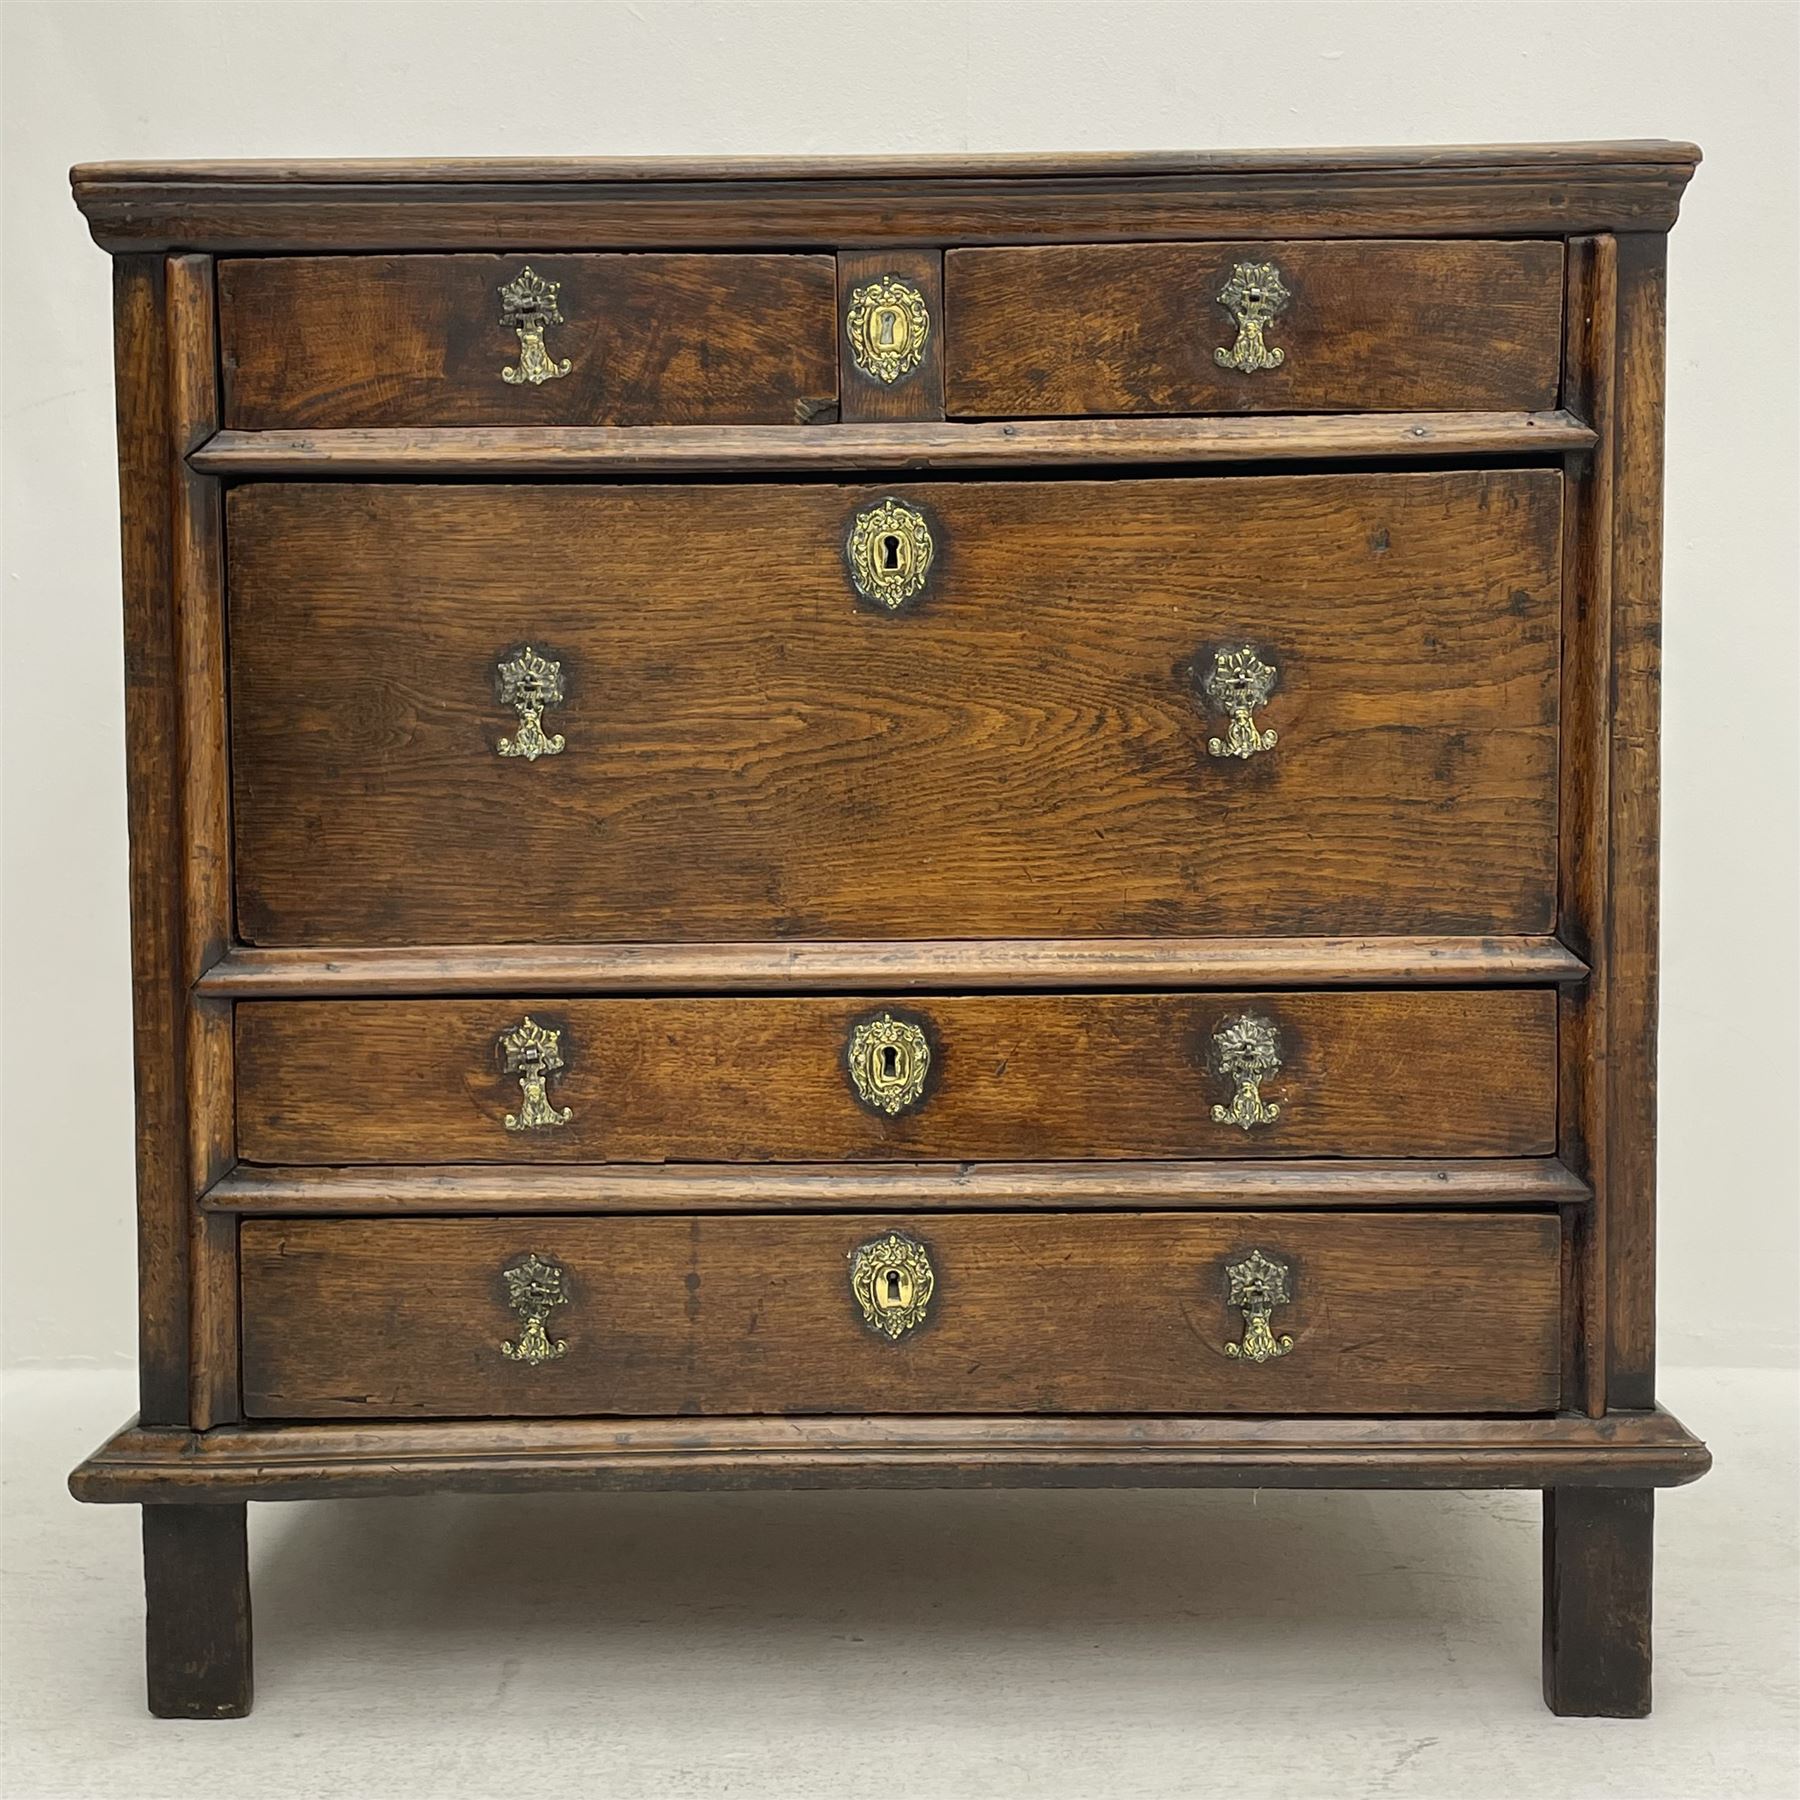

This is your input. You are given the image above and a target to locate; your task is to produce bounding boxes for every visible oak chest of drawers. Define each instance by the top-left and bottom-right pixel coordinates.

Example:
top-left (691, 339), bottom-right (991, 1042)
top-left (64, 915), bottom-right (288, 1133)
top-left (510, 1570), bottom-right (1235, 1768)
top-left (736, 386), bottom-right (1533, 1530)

top-left (69, 143), bottom-right (1709, 1720)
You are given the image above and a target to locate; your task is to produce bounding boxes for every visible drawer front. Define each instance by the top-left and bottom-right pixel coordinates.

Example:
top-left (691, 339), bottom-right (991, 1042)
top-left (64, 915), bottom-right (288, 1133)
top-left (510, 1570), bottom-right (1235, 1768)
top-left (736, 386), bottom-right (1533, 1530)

top-left (944, 239), bottom-right (1563, 416)
top-left (229, 470), bottom-right (1561, 945)
top-left (219, 254), bottom-right (838, 428)
top-left (239, 1211), bottom-right (1563, 1418)
top-left (234, 990), bottom-right (1557, 1164)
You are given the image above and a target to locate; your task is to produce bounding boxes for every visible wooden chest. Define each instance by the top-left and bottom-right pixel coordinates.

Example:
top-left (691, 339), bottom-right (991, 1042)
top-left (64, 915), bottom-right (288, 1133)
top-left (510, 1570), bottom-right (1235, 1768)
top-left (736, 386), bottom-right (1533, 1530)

top-left (68, 144), bottom-right (1708, 1720)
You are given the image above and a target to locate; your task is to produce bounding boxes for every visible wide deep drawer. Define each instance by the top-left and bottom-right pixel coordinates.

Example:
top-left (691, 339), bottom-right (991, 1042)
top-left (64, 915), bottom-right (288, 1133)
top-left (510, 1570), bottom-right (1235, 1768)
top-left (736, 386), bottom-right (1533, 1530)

top-left (233, 990), bottom-right (1557, 1164)
top-left (944, 239), bottom-right (1564, 416)
top-left (238, 1211), bottom-right (1564, 1418)
top-left (218, 254), bottom-right (839, 428)
top-left (228, 470), bottom-right (1562, 945)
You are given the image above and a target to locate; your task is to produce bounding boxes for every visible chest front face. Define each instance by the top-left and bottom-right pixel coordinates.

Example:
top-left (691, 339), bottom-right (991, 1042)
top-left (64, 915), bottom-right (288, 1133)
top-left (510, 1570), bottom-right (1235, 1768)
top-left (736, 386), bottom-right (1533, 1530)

top-left (68, 145), bottom-right (1708, 1723)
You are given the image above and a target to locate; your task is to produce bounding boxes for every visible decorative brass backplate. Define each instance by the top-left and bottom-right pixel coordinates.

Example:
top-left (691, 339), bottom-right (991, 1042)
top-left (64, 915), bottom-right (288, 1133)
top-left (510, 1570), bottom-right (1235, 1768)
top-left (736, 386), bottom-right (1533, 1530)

top-left (495, 645), bottom-right (566, 760)
top-left (499, 265), bottom-right (573, 387)
top-left (847, 1012), bottom-right (932, 1116)
top-left (499, 1015), bottom-right (573, 1131)
top-left (500, 1251), bottom-right (570, 1365)
top-left (1210, 1012), bottom-right (1282, 1130)
top-left (1202, 646), bottom-right (1279, 760)
top-left (846, 499), bottom-right (935, 612)
top-left (845, 276), bottom-right (931, 385)
top-left (1223, 1248), bottom-right (1295, 1363)
top-left (849, 1231), bottom-right (936, 1340)
top-left (1214, 260), bottom-right (1290, 374)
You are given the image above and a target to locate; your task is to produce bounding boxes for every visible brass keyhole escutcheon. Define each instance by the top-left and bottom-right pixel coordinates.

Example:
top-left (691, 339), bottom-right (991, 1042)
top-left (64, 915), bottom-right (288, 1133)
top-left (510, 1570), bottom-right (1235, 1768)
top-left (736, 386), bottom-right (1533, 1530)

top-left (850, 1231), bottom-right (935, 1340)
top-left (847, 1012), bottom-right (932, 1116)
top-left (847, 499), bottom-right (935, 613)
top-left (845, 275), bottom-right (931, 386)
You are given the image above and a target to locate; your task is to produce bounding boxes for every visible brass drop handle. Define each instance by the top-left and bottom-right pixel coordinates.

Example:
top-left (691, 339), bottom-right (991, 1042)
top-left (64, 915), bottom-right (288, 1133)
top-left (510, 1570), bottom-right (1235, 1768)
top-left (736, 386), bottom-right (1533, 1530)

top-left (1200, 645), bottom-right (1278, 761)
top-left (850, 1231), bottom-right (935, 1340)
top-left (498, 265), bottom-right (573, 386)
top-left (1214, 259), bottom-right (1290, 374)
top-left (495, 646), bottom-right (566, 761)
top-left (499, 1252), bottom-right (571, 1365)
top-left (1210, 1012), bottom-right (1282, 1130)
top-left (498, 1016), bottom-right (573, 1131)
top-left (1223, 1249), bottom-right (1295, 1363)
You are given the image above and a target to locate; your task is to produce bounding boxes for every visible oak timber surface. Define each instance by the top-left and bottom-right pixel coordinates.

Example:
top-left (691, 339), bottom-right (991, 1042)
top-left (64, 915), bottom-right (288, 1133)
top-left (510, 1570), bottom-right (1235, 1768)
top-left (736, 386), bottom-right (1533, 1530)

top-left (206, 1157), bottom-right (1591, 1214)
top-left (73, 143), bottom-right (1705, 185)
top-left (945, 240), bottom-right (1563, 415)
top-left (69, 145), bottom-right (1702, 254)
top-left (237, 1212), bottom-right (1563, 1418)
top-left (228, 471), bottom-right (1562, 945)
top-left (233, 989), bottom-right (1557, 1164)
top-left (68, 1405), bottom-right (1714, 1502)
top-left (190, 411), bottom-right (1597, 474)
top-left (220, 254), bottom-right (837, 428)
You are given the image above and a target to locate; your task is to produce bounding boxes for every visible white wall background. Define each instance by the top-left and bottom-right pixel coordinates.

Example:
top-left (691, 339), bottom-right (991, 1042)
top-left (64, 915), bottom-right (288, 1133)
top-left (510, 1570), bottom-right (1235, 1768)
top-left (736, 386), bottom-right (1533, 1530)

top-left (2, 0), bottom-right (1795, 1371)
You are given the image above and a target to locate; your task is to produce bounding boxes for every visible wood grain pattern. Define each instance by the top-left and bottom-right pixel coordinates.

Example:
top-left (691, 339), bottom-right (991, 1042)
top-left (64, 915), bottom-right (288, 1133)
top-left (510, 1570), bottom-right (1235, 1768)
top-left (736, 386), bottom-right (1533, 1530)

top-left (204, 1157), bottom-right (1592, 1215)
top-left (69, 1409), bottom-right (1716, 1504)
top-left (190, 410), bottom-right (1596, 474)
top-left (111, 257), bottom-right (191, 1426)
top-left (1605, 236), bottom-right (1668, 1410)
top-left (188, 1178), bottom-right (239, 1430)
top-left (166, 257), bottom-right (239, 1430)
top-left (837, 250), bottom-right (944, 421)
top-left (197, 936), bottom-right (1588, 998)
top-left (233, 989), bottom-right (1557, 1165)
top-left (70, 146), bottom-right (1702, 255)
top-left (228, 471), bottom-right (1563, 945)
top-left (1543, 1487), bottom-right (1654, 1716)
top-left (166, 256), bottom-right (229, 985)
top-left (947, 240), bottom-right (1563, 415)
top-left (74, 143), bottom-right (1707, 186)
top-left (143, 1505), bottom-right (252, 1718)
top-left (237, 1211), bottom-right (1562, 1419)
top-left (219, 254), bottom-right (837, 429)
top-left (1559, 236), bottom-right (1618, 1416)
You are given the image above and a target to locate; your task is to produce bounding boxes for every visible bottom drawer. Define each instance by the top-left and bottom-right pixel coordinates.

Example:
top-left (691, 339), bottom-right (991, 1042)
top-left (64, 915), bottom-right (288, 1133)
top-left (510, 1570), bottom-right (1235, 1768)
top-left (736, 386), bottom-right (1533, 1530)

top-left (240, 1211), bottom-right (1561, 1419)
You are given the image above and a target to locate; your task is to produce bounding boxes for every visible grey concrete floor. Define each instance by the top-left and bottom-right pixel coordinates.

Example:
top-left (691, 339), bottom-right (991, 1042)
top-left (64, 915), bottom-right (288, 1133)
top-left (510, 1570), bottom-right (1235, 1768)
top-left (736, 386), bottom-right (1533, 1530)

top-left (3, 1366), bottom-right (1795, 1799)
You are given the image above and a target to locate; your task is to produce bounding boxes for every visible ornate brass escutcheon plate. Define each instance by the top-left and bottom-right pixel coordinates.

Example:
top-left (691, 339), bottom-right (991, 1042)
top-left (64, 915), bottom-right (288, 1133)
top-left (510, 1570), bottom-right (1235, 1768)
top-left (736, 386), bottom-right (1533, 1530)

top-left (499, 1251), bottom-right (571, 1365)
top-left (845, 275), bottom-right (931, 385)
top-left (1213, 259), bottom-right (1290, 374)
top-left (849, 1231), bottom-right (936, 1340)
top-left (846, 498), bottom-right (935, 612)
top-left (846, 1012), bottom-right (933, 1116)
top-left (1222, 1248), bottom-right (1295, 1363)
top-left (1210, 1012), bottom-right (1282, 1131)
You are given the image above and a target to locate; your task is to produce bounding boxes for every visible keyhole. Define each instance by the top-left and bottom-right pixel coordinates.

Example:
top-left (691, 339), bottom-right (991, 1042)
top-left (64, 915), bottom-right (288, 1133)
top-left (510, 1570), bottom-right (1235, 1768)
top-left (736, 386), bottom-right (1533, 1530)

top-left (885, 1269), bottom-right (902, 1304)
top-left (881, 1043), bottom-right (900, 1079)
top-left (881, 533), bottom-right (901, 571)
top-left (876, 308), bottom-right (899, 348)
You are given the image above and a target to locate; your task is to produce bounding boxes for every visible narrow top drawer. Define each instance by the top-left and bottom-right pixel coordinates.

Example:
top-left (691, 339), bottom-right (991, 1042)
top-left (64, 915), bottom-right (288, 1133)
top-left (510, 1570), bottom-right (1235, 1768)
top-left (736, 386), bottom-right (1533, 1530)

top-left (944, 240), bottom-right (1564, 416)
top-left (219, 253), bottom-right (839, 428)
